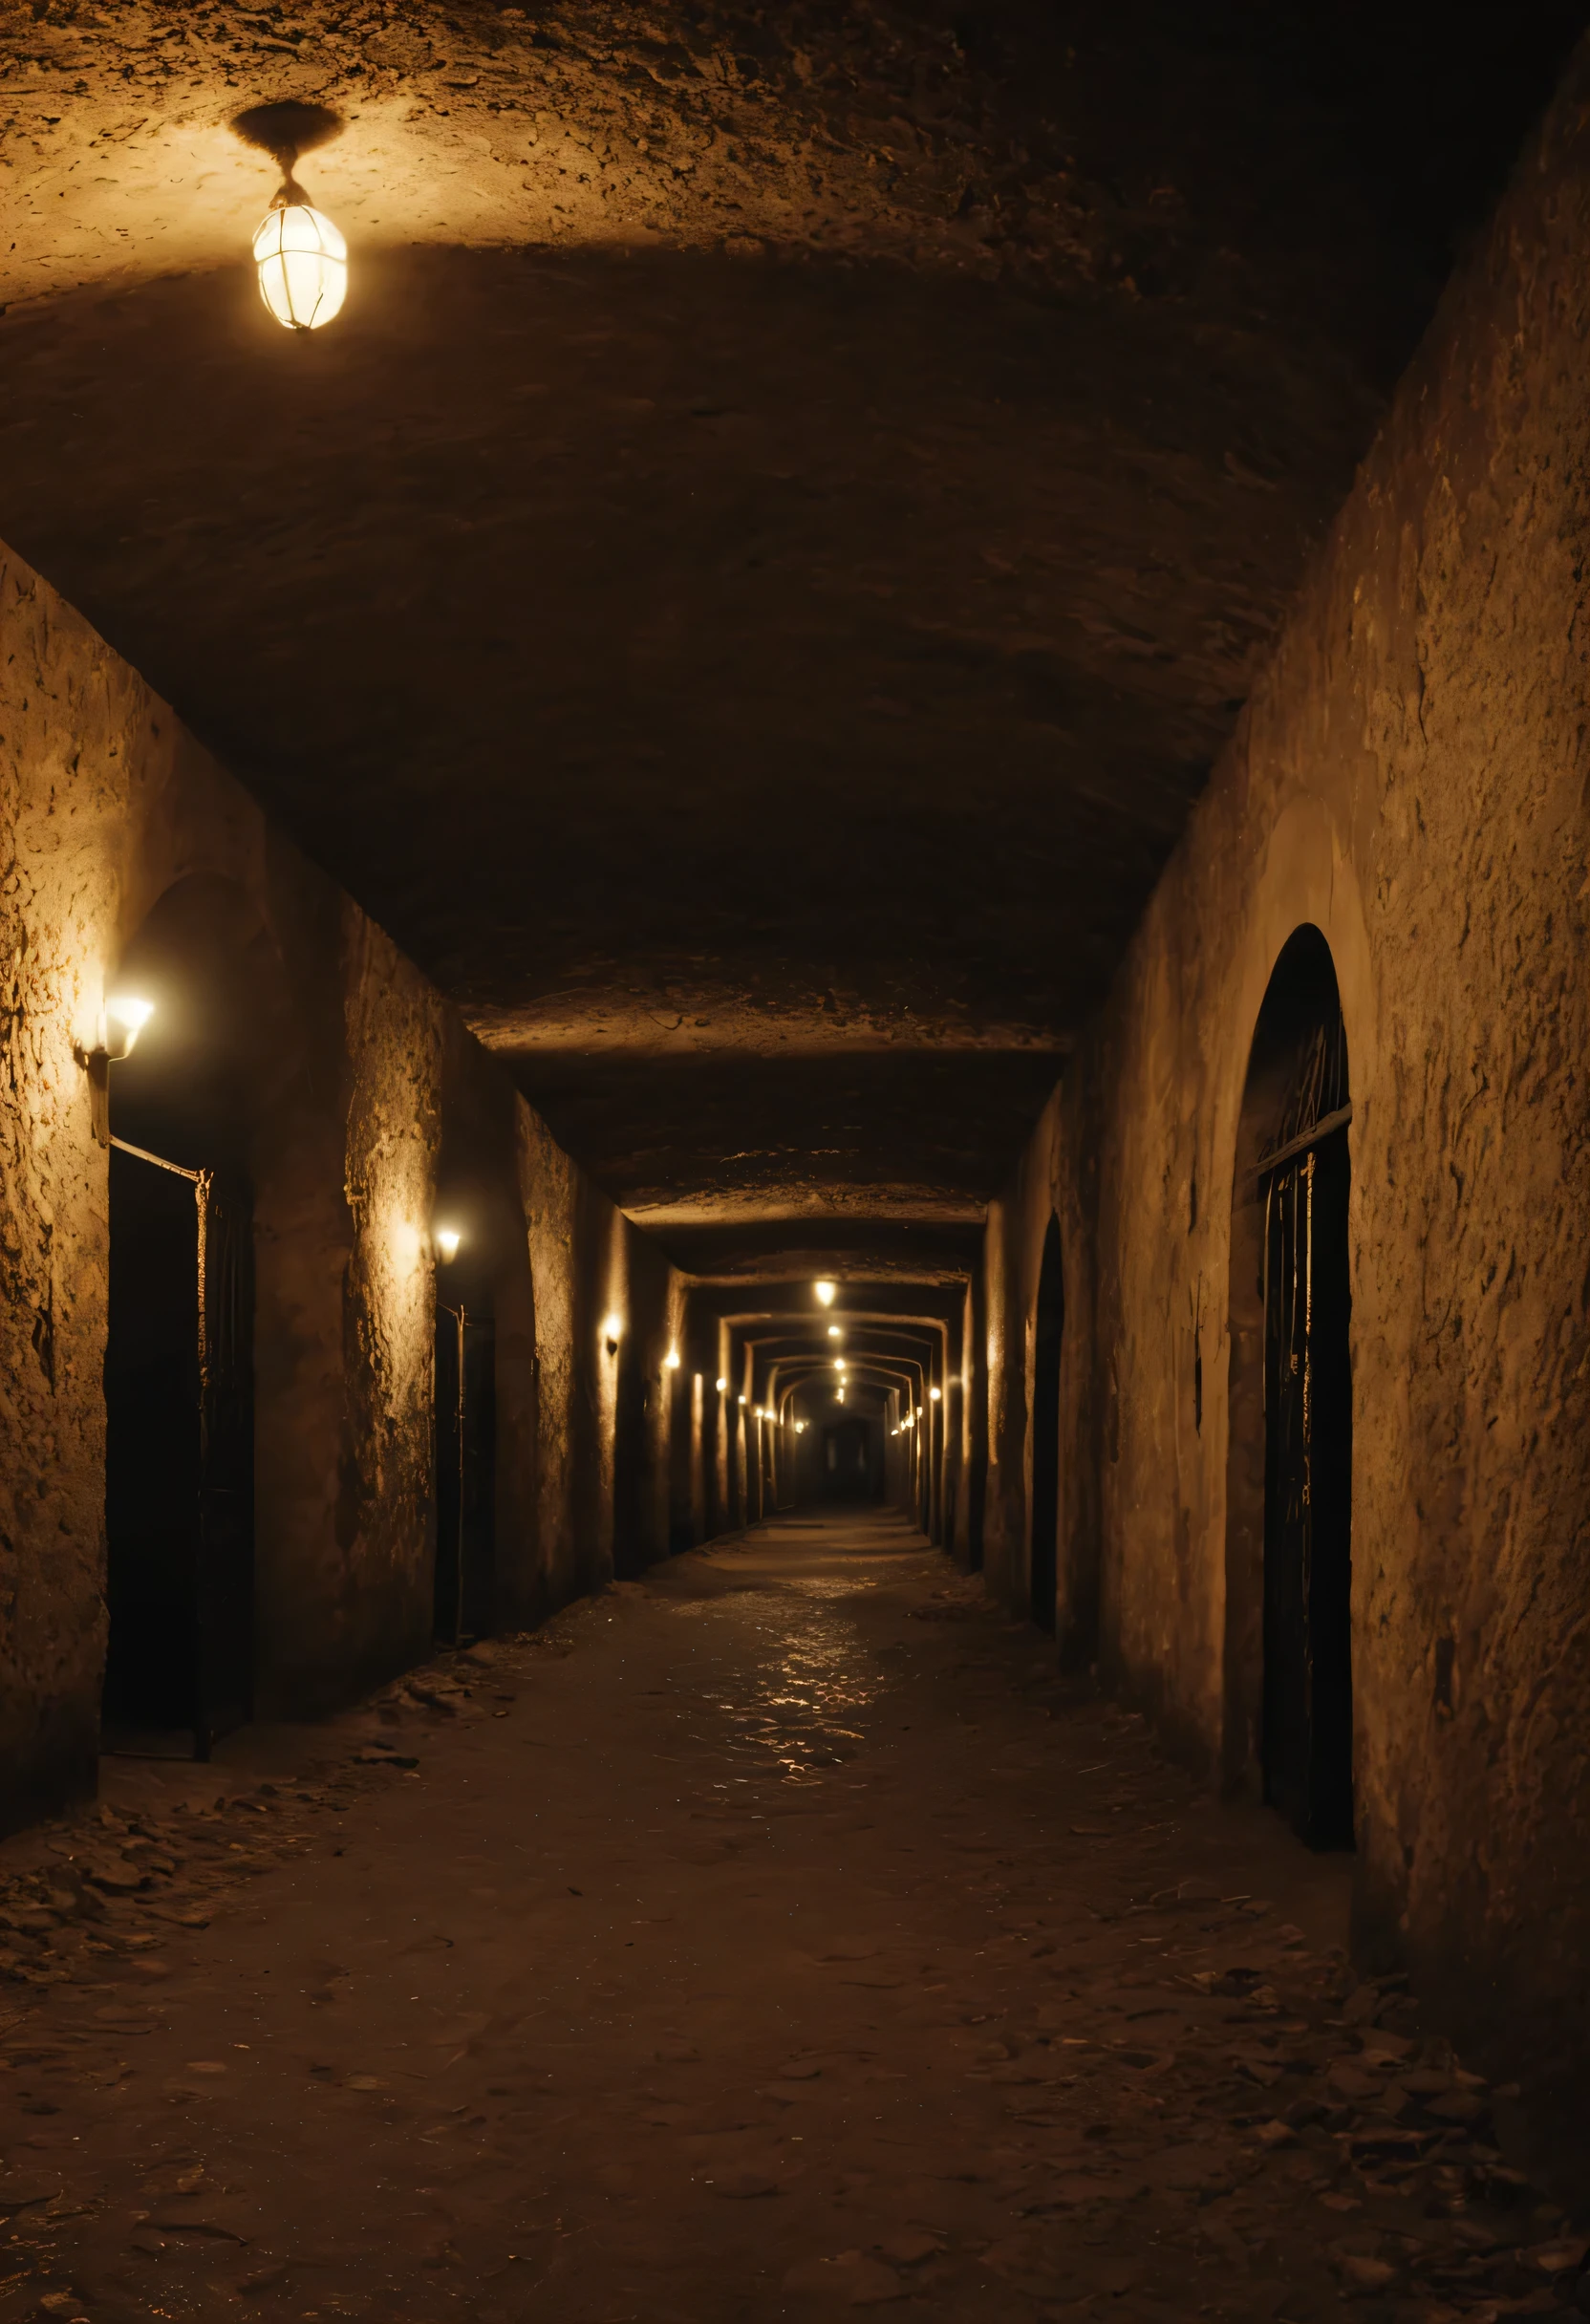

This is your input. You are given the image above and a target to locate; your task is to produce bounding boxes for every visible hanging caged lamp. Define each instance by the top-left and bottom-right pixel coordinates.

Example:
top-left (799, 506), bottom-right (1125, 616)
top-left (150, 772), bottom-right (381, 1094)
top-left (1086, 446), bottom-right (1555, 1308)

top-left (253, 191), bottom-right (347, 332)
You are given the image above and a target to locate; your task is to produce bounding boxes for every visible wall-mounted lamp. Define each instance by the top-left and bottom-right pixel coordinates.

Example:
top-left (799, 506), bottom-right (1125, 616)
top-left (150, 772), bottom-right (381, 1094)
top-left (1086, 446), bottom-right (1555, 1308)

top-left (814, 1280), bottom-right (836, 1307)
top-left (80, 992), bottom-right (156, 1146)
top-left (602, 1312), bottom-right (623, 1353)
top-left (834, 1358), bottom-right (846, 1372)
top-left (827, 1324), bottom-right (842, 1340)
top-left (794, 1420), bottom-right (807, 1434)
top-left (102, 994), bottom-right (156, 1060)
top-left (738, 1394), bottom-right (747, 1407)
top-left (716, 1376), bottom-right (728, 1392)
top-left (435, 1225), bottom-right (462, 1263)
top-left (930, 1386), bottom-right (942, 1402)
top-left (664, 1345), bottom-right (681, 1370)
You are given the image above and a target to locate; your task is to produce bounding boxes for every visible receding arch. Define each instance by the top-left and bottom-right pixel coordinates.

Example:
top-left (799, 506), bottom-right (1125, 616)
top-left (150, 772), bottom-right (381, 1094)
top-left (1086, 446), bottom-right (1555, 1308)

top-left (1225, 923), bottom-right (1354, 1847)
top-left (1029, 1214), bottom-right (1064, 1634)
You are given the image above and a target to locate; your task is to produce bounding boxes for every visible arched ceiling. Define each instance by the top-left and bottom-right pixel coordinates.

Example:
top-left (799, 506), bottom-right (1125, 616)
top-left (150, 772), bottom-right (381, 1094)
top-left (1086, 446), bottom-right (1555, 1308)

top-left (3, 0), bottom-right (1581, 1274)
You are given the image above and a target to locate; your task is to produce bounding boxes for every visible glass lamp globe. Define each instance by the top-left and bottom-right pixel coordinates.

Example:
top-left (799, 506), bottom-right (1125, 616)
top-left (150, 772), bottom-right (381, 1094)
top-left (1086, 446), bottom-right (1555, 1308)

top-left (253, 202), bottom-right (347, 332)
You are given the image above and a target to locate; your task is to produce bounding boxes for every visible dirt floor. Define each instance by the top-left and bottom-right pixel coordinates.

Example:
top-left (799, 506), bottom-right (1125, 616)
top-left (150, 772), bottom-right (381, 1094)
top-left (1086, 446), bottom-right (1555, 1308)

top-left (0, 1510), bottom-right (1582, 2323)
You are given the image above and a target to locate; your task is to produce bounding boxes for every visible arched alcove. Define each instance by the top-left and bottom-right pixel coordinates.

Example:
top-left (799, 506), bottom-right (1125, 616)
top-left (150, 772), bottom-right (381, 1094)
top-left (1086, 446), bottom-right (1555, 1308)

top-left (101, 874), bottom-right (296, 1757)
top-left (1224, 924), bottom-right (1354, 1847)
top-left (1029, 1215), bottom-right (1064, 1634)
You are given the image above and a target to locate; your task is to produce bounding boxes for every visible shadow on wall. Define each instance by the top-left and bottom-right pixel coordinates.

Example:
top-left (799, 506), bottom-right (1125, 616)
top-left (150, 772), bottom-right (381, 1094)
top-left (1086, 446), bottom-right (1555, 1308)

top-left (1224, 923), bottom-right (1354, 1851)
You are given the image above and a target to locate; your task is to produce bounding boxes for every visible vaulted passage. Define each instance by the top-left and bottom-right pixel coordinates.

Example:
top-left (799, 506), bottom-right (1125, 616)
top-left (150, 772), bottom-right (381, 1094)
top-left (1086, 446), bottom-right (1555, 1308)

top-left (3, 0), bottom-right (1590, 2306)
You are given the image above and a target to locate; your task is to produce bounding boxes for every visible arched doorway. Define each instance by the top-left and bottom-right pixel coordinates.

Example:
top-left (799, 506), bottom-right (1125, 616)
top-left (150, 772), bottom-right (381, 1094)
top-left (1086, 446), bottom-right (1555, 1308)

top-left (1226, 925), bottom-right (1354, 1847)
top-left (101, 877), bottom-right (283, 1759)
top-left (1029, 1215), bottom-right (1064, 1633)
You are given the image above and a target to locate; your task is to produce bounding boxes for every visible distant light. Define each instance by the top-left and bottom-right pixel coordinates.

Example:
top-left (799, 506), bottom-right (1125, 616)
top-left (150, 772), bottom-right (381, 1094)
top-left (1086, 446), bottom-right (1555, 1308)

top-left (104, 993), bottom-right (155, 1060)
top-left (253, 200), bottom-right (347, 332)
top-left (738, 1394), bottom-right (747, 1407)
top-left (795, 1421), bottom-right (807, 1434)
top-left (602, 1312), bottom-right (624, 1344)
top-left (834, 1358), bottom-right (846, 1372)
top-left (664, 1345), bottom-right (681, 1370)
top-left (716, 1376), bottom-right (728, 1391)
top-left (435, 1226), bottom-right (462, 1263)
top-left (814, 1280), bottom-right (836, 1307)
top-left (827, 1325), bottom-right (842, 1340)
top-left (930, 1386), bottom-right (942, 1402)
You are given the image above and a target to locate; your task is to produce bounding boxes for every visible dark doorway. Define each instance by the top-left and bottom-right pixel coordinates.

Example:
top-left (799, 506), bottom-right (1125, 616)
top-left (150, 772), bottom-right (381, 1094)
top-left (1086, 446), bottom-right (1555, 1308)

top-left (102, 882), bottom-right (259, 1760)
top-left (821, 1417), bottom-right (873, 1501)
top-left (435, 1301), bottom-right (497, 1643)
top-left (1250, 929), bottom-right (1354, 1848)
top-left (104, 1150), bottom-right (254, 1755)
top-left (1029, 1215), bottom-right (1064, 1633)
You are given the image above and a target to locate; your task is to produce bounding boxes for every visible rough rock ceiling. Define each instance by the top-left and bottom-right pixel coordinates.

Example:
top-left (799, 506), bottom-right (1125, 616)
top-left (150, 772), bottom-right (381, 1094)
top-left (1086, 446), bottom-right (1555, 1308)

top-left (1, 0), bottom-right (1581, 1269)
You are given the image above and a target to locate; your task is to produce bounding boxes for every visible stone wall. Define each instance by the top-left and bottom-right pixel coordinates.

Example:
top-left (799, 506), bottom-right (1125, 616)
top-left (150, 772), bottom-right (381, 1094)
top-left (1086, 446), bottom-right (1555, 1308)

top-left (984, 54), bottom-right (1590, 2124)
top-left (0, 542), bottom-right (669, 1831)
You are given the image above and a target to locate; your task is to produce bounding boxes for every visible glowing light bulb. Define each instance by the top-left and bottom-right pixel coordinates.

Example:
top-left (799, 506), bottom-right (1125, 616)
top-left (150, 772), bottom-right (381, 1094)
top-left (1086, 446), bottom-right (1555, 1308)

top-left (827, 1324), bottom-right (842, 1339)
top-left (716, 1376), bottom-right (727, 1391)
top-left (814, 1280), bottom-right (836, 1307)
top-left (435, 1226), bottom-right (462, 1262)
top-left (103, 993), bottom-right (155, 1059)
top-left (254, 198), bottom-right (346, 331)
top-left (930, 1386), bottom-right (942, 1402)
top-left (738, 1394), bottom-right (747, 1407)
top-left (602, 1312), bottom-right (623, 1344)
top-left (834, 1358), bottom-right (846, 1372)
top-left (664, 1345), bottom-right (681, 1369)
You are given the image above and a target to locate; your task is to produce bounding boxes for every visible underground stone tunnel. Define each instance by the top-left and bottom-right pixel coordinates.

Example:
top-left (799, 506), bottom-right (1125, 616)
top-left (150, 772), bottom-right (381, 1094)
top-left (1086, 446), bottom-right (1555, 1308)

top-left (1, 0), bottom-right (1589, 2317)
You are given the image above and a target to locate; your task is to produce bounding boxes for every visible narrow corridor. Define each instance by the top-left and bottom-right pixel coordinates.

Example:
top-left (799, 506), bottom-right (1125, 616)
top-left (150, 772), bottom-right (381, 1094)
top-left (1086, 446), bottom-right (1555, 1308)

top-left (1, 1515), bottom-right (1567, 2324)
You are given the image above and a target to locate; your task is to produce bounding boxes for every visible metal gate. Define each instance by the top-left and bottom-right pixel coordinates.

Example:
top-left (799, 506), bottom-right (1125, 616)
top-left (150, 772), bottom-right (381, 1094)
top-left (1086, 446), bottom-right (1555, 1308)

top-left (104, 1139), bottom-right (254, 1759)
top-left (1259, 1020), bottom-right (1354, 1848)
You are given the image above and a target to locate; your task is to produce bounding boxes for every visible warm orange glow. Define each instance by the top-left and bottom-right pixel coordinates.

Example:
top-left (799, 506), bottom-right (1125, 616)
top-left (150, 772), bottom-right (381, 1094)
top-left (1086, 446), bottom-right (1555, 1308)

top-left (827, 1324), bottom-right (842, 1340)
top-left (103, 992), bottom-right (155, 1060)
top-left (664, 1345), bottom-right (681, 1369)
top-left (716, 1376), bottom-right (728, 1391)
top-left (930, 1386), bottom-right (941, 1402)
top-left (602, 1312), bottom-right (624, 1344)
top-left (435, 1226), bottom-right (462, 1262)
top-left (814, 1280), bottom-right (837, 1307)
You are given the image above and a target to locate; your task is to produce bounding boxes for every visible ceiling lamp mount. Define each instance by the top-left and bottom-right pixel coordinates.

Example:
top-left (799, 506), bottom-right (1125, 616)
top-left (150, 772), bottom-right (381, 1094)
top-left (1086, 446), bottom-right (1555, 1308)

top-left (231, 100), bottom-right (348, 334)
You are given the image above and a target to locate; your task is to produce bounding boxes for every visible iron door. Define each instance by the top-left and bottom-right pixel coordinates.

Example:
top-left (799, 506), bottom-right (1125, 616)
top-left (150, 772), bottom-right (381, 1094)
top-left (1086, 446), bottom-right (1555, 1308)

top-left (1262, 1133), bottom-right (1353, 1846)
top-left (103, 1144), bottom-right (203, 1732)
top-left (196, 1170), bottom-right (255, 1756)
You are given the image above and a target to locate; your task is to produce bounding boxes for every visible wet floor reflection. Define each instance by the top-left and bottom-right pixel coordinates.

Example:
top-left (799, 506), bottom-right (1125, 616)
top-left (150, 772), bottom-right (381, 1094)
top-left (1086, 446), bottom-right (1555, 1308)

top-left (665, 1585), bottom-right (887, 1776)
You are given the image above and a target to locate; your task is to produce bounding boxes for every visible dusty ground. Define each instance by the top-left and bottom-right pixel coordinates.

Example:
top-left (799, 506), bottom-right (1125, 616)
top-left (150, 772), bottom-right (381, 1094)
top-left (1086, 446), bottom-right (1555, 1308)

top-left (0, 1509), bottom-right (1583, 2323)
